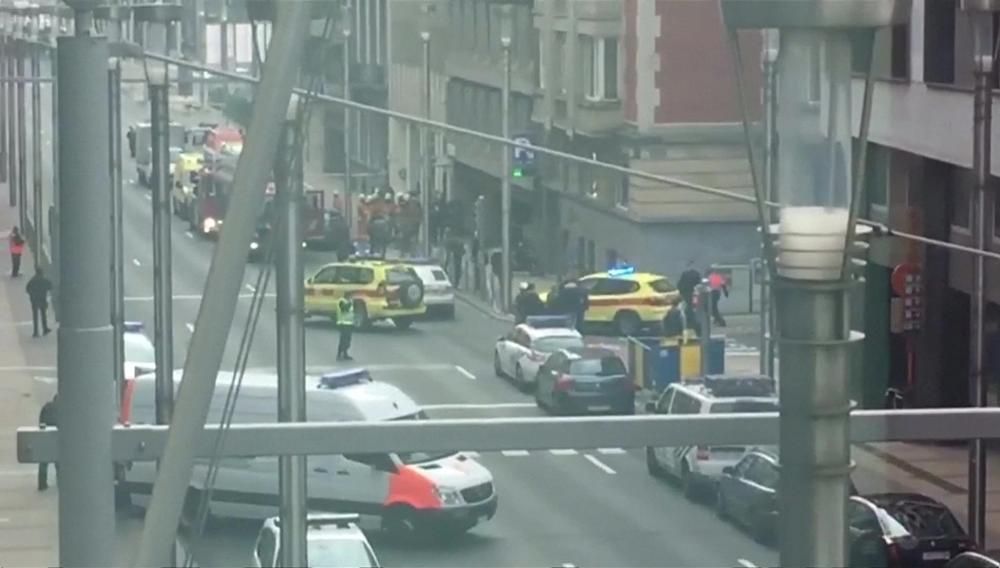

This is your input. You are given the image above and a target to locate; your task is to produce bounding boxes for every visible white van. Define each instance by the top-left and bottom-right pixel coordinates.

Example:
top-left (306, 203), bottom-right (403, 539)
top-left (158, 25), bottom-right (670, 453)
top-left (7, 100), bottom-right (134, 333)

top-left (120, 368), bottom-right (498, 536)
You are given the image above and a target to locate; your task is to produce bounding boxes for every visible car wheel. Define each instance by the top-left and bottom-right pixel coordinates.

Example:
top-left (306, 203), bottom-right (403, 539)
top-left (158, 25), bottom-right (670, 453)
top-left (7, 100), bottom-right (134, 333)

top-left (494, 351), bottom-right (504, 377)
top-left (383, 504), bottom-right (420, 542)
top-left (681, 462), bottom-right (698, 501)
top-left (515, 364), bottom-right (530, 392)
top-left (534, 387), bottom-right (547, 411)
top-left (614, 311), bottom-right (642, 337)
top-left (354, 300), bottom-right (370, 328)
top-left (715, 488), bottom-right (729, 519)
top-left (646, 447), bottom-right (666, 478)
top-left (394, 316), bottom-right (414, 330)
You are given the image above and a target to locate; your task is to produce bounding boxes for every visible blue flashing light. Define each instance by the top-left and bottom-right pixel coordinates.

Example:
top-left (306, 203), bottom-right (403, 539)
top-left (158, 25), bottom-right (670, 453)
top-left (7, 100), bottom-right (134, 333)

top-left (607, 265), bottom-right (636, 277)
top-left (123, 321), bottom-right (145, 333)
top-left (319, 368), bottom-right (372, 389)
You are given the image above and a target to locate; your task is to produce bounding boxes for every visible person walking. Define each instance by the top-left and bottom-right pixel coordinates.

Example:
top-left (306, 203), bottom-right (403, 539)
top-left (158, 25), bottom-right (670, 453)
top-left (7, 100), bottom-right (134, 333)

top-left (677, 260), bottom-right (701, 306)
top-left (9, 226), bottom-right (25, 277)
top-left (707, 269), bottom-right (729, 327)
top-left (336, 294), bottom-right (356, 361)
top-left (26, 268), bottom-right (52, 337)
top-left (37, 394), bottom-right (57, 490)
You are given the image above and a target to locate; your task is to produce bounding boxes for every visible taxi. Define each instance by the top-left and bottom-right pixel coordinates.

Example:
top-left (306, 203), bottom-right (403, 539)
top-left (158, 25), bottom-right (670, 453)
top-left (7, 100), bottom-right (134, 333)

top-left (170, 151), bottom-right (203, 221)
top-left (304, 259), bottom-right (427, 329)
top-left (543, 266), bottom-right (679, 336)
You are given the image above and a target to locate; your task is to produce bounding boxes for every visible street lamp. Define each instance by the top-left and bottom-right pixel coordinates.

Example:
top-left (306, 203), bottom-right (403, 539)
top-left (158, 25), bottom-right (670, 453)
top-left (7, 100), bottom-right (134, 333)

top-left (340, 1), bottom-right (353, 232)
top-left (721, 1), bottom-right (907, 566)
top-left (419, 1), bottom-right (436, 257)
top-left (499, 3), bottom-right (512, 312)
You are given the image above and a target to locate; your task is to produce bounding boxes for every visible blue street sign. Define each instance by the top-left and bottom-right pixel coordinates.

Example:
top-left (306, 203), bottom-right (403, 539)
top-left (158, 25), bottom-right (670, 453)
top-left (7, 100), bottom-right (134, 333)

top-left (512, 135), bottom-right (535, 166)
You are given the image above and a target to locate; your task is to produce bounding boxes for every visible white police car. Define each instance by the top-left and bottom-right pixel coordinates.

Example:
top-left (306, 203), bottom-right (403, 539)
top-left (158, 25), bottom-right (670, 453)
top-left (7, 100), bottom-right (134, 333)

top-left (494, 316), bottom-right (584, 390)
top-left (123, 322), bottom-right (156, 383)
top-left (253, 513), bottom-right (381, 568)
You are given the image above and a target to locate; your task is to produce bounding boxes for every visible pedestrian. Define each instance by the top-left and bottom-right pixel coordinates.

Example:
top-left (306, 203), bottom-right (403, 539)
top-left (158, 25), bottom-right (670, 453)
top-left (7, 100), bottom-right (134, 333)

top-left (677, 260), bottom-right (701, 305)
top-left (521, 283), bottom-right (545, 322)
top-left (707, 269), bottom-right (729, 327)
top-left (446, 230), bottom-right (465, 288)
top-left (336, 293), bottom-right (355, 361)
top-left (26, 268), bottom-right (52, 337)
top-left (37, 394), bottom-right (57, 490)
top-left (9, 226), bottom-right (25, 277)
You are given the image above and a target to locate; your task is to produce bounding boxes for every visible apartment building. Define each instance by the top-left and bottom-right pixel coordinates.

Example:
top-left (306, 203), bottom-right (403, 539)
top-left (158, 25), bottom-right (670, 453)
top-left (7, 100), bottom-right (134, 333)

top-left (529, 0), bottom-right (763, 278)
top-left (851, 0), bottom-right (1000, 408)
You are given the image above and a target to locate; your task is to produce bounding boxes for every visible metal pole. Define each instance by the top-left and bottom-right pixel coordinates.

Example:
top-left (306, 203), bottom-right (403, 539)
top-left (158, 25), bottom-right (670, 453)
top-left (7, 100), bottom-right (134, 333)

top-left (16, 40), bottom-right (26, 230)
top-left (178, 0), bottom-right (196, 96)
top-left (109, 60), bottom-right (125, 411)
top-left (132, 3), bottom-right (311, 564)
top-left (500, 37), bottom-right (511, 312)
top-left (55, 26), bottom-right (116, 567)
top-left (276, 109), bottom-right (308, 568)
top-left (761, 30), bottom-right (778, 379)
top-left (0, 33), bottom-right (8, 186)
top-left (696, 281), bottom-right (712, 376)
top-left (342, 28), bottom-right (352, 229)
top-left (420, 31), bottom-right (431, 257)
top-left (150, 81), bottom-right (173, 427)
top-left (6, 37), bottom-right (14, 208)
top-left (30, 43), bottom-right (42, 268)
top-left (49, 42), bottom-right (59, 300)
top-left (966, 6), bottom-right (992, 548)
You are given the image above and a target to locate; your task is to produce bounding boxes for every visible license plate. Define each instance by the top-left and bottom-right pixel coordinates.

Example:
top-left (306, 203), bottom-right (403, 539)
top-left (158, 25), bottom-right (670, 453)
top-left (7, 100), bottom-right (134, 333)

top-left (589, 405), bottom-right (611, 411)
top-left (923, 551), bottom-right (950, 561)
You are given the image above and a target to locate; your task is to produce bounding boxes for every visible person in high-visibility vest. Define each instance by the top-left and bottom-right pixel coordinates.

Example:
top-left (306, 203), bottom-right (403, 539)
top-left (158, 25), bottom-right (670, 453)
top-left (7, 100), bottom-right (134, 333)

top-left (8, 226), bottom-right (25, 277)
top-left (707, 270), bottom-right (729, 327)
top-left (336, 294), bottom-right (356, 361)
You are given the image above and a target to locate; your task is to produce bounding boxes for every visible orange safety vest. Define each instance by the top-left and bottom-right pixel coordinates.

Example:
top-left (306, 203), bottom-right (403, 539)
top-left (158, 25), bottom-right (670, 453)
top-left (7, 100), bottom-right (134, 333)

top-left (9, 234), bottom-right (24, 255)
top-left (708, 272), bottom-right (726, 290)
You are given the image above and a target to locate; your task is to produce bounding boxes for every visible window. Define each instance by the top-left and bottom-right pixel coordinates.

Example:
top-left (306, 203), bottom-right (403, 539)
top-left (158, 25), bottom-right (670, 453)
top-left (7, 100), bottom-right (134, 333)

top-left (554, 32), bottom-right (566, 93)
top-left (584, 36), bottom-right (619, 100)
top-left (570, 356), bottom-right (627, 376)
top-left (534, 336), bottom-right (585, 353)
top-left (746, 459), bottom-right (779, 489)
top-left (994, 190), bottom-right (1000, 238)
top-left (537, 32), bottom-right (545, 89)
top-left (668, 391), bottom-right (702, 415)
top-left (649, 278), bottom-right (677, 294)
top-left (617, 174), bottom-right (629, 207)
top-left (590, 278), bottom-right (639, 295)
top-left (952, 184), bottom-right (972, 229)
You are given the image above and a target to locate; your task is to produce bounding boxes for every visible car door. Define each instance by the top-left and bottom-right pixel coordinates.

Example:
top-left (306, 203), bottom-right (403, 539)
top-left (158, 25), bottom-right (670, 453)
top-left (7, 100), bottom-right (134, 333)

top-left (651, 388), bottom-right (676, 466)
top-left (537, 353), bottom-right (564, 406)
top-left (722, 454), bottom-right (759, 525)
top-left (587, 278), bottom-right (641, 323)
top-left (337, 453), bottom-right (397, 527)
top-left (305, 266), bottom-right (341, 315)
top-left (663, 392), bottom-right (701, 475)
top-left (742, 456), bottom-right (779, 532)
top-left (496, 330), bottom-right (516, 376)
top-left (577, 277), bottom-right (608, 321)
top-left (508, 328), bottom-right (530, 373)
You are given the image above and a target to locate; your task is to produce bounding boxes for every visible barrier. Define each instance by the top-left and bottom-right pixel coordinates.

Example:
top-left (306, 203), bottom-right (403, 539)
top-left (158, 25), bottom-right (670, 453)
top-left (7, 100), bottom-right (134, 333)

top-left (628, 335), bottom-right (726, 392)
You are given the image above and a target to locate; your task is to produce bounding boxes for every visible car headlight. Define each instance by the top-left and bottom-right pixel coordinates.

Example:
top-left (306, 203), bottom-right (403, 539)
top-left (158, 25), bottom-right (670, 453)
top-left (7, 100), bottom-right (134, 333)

top-left (250, 241), bottom-right (259, 250)
top-left (203, 217), bottom-right (217, 231)
top-left (434, 486), bottom-right (464, 506)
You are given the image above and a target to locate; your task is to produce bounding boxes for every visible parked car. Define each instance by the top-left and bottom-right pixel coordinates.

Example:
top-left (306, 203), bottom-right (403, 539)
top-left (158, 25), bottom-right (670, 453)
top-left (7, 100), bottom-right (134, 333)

top-left (534, 347), bottom-right (635, 415)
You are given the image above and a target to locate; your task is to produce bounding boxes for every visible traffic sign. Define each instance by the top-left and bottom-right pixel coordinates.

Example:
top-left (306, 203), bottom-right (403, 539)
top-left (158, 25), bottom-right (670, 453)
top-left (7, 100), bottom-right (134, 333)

top-left (512, 135), bottom-right (535, 166)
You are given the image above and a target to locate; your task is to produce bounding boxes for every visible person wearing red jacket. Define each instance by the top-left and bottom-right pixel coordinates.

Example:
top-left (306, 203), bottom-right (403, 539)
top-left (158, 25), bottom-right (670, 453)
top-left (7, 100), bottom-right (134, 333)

top-left (8, 226), bottom-right (25, 277)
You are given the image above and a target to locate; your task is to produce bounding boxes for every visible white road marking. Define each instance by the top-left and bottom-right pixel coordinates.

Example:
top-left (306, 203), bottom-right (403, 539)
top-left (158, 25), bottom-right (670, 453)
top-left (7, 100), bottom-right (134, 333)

top-left (245, 283), bottom-right (256, 293)
top-left (501, 450), bottom-right (530, 457)
top-left (132, 258), bottom-right (141, 267)
top-left (421, 402), bottom-right (535, 410)
top-left (0, 468), bottom-right (36, 477)
top-left (455, 365), bottom-right (476, 380)
top-left (584, 454), bottom-right (617, 474)
top-left (0, 366), bottom-right (57, 372)
top-left (185, 323), bottom-right (195, 333)
top-left (462, 451), bottom-right (480, 458)
top-left (185, 231), bottom-right (194, 239)
top-left (597, 448), bottom-right (628, 455)
top-left (737, 560), bottom-right (758, 568)
top-left (549, 449), bottom-right (578, 456)
top-left (0, 321), bottom-right (32, 327)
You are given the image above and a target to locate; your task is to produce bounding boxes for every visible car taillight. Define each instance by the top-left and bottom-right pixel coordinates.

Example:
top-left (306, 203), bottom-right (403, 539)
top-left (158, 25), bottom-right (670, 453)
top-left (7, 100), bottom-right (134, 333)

top-left (375, 282), bottom-right (387, 296)
top-left (555, 374), bottom-right (574, 392)
top-left (885, 540), bottom-right (901, 564)
top-left (695, 446), bottom-right (710, 460)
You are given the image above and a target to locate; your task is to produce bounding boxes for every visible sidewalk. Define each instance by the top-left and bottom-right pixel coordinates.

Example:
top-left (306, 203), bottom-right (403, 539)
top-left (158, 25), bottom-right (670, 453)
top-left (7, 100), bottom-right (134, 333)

top-left (0, 202), bottom-right (58, 565)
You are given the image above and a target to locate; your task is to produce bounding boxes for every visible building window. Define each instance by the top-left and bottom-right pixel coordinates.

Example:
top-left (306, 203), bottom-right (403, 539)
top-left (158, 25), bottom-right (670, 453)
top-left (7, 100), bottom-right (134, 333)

top-left (537, 33), bottom-right (545, 89)
top-left (924, 0), bottom-right (956, 84)
top-left (583, 36), bottom-right (619, 101)
top-left (952, 184), bottom-right (972, 229)
top-left (554, 32), bottom-right (566, 94)
top-left (994, 190), bottom-right (1000, 239)
top-left (616, 174), bottom-right (629, 208)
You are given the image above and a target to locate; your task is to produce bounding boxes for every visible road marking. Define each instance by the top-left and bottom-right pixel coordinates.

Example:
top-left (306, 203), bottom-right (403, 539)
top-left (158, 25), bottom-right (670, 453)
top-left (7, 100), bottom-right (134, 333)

top-left (132, 258), bottom-right (141, 267)
top-left (0, 320), bottom-right (34, 327)
top-left (185, 323), bottom-right (195, 333)
top-left (185, 231), bottom-right (194, 239)
top-left (455, 365), bottom-right (476, 380)
top-left (549, 449), bottom-right (578, 456)
top-left (421, 402), bottom-right (535, 410)
top-left (0, 366), bottom-right (57, 372)
top-left (584, 454), bottom-right (616, 474)
top-left (245, 283), bottom-right (256, 293)
top-left (0, 468), bottom-right (36, 477)
top-left (462, 451), bottom-right (481, 458)
top-left (737, 560), bottom-right (758, 568)
top-left (597, 447), bottom-right (627, 455)
top-left (501, 450), bottom-right (530, 457)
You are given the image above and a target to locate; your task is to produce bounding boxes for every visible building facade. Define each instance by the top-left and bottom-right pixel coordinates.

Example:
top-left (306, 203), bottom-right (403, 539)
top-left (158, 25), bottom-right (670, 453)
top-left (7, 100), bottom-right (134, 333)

top-left (850, 0), bottom-right (1000, 408)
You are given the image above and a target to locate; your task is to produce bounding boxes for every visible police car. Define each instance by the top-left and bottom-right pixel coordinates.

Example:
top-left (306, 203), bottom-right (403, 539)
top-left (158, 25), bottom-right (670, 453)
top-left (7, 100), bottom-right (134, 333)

top-left (253, 513), bottom-right (381, 568)
top-left (494, 316), bottom-right (584, 390)
top-left (119, 322), bottom-right (156, 422)
top-left (645, 375), bottom-right (777, 499)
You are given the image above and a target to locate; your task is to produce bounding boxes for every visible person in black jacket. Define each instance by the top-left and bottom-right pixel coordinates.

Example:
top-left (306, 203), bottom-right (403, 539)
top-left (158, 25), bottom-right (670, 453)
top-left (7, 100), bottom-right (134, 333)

top-left (677, 261), bottom-right (702, 305)
top-left (514, 282), bottom-right (545, 324)
top-left (26, 269), bottom-right (52, 337)
top-left (38, 395), bottom-right (57, 490)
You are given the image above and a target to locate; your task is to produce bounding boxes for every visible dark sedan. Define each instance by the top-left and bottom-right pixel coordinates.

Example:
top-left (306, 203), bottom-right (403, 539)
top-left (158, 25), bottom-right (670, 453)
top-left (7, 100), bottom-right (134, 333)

top-left (534, 348), bottom-right (635, 415)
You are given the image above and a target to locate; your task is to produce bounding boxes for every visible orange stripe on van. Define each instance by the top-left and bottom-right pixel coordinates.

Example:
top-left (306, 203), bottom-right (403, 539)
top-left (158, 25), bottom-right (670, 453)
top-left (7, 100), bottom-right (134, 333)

top-left (119, 378), bottom-right (136, 424)
top-left (384, 465), bottom-right (441, 510)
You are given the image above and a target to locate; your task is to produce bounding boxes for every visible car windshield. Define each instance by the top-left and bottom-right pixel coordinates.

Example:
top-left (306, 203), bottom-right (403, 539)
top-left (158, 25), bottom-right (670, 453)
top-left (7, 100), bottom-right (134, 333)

top-left (386, 267), bottom-right (416, 284)
top-left (570, 357), bottom-right (627, 376)
top-left (535, 336), bottom-right (585, 352)
top-left (394, 450), bottom-right (458, 465)
top-left (123, 334), bottom-right (155, 365)
top-left (307, 539), bottom-right (379, 568)
top-left (431, 269), bottom-right (448, 281)
top-left (649, 278), bottom-right (677, 293)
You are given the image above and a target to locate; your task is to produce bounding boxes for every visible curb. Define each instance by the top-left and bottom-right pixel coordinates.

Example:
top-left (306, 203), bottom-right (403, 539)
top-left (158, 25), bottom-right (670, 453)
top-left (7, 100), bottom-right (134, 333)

top-left (455, 290), bottom-right (513, 323)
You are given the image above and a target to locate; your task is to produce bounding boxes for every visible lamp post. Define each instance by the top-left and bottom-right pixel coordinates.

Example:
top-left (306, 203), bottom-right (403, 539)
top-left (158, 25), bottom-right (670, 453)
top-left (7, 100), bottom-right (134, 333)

top-left (15, 31), bottom-right (26, 231)
top-left (341, 1), bottom-right (352, 231)
top-left (721, 1), bottom-right (906, 566)
top-left (760, 29), bottom-right (778, 380)
top-left (30, 30), bottom-right (42, 268)
top-left (0, 19), bottom-right (7, 188)
top-left (419, 2), bottom-right (433, 257)
top-left (499, 3), bottom-right (512, 312)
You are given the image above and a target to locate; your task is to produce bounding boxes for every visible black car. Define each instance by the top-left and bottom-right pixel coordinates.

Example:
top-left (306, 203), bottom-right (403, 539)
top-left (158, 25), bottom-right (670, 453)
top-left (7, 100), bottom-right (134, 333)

top-left (849, 493), bottom-right (976, 567)
top-left (717, 448), bottom-right (858, 544)
top-left (945, 552), bottom-right (1000, 568)
top-left (534, 348), bottom-right (634, 415)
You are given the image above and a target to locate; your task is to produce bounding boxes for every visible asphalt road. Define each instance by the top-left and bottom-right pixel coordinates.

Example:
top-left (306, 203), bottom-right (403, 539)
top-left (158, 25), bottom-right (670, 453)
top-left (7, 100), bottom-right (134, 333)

top-left (110, 101), bottom-right (921, 568)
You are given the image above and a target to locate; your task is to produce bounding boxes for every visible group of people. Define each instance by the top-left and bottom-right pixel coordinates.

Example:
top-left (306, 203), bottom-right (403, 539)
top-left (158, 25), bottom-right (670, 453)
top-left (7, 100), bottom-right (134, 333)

top-left (356, 187), bottom-right (425, 257)
top-left (513, 280), bottom-right (590, 331)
